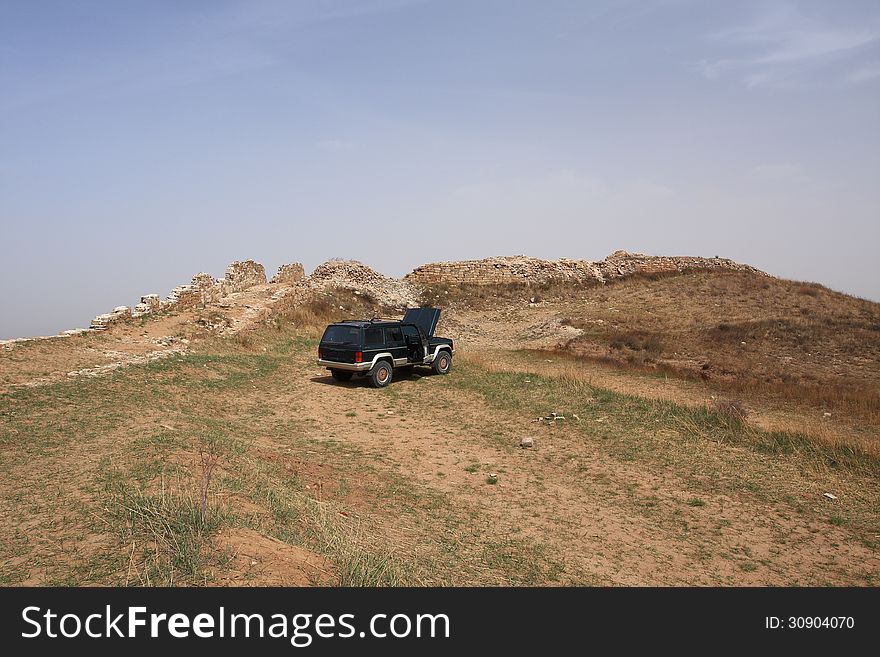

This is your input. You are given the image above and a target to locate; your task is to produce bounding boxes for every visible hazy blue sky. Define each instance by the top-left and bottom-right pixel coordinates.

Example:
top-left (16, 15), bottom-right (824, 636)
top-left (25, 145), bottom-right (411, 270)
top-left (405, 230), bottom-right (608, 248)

top-left (2, 0), bottom-right (879, 338)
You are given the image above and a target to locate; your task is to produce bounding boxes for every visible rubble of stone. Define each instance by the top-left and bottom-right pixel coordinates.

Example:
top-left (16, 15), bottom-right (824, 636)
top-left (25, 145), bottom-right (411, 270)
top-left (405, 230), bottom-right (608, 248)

top-left (405, 251), bottom-right (766, 286)
top-left (133, 294), bottom-right (160, 316)
top-left (89, 314), bottom-right (114, 330)
top-left (1, 330), bottom-right (89, 349)
top-left (406, 256), bottom-right (601, 285)
top-left (66, 342), bottom-right (188, 378)
top-left (191, 273), bottom-right (221, 305)
top-left (89, 307), bottom-right (134, 331)
top-left (90, 259), bottom-right (269, 330)
top-left (309, 259), bottom-right (419, 308)
top-left (221, 260), bottom-right (267, 296)
top-left (597, 250), bottom-right (765, 280)
top-left (162, 285), bottom-right (202, 310)
top-left (271, 262), bottom-right (305, 284)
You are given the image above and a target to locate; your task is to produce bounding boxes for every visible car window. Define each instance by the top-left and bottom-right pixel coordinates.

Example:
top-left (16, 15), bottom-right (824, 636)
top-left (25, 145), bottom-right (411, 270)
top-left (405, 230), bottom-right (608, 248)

top-left (401, 325), bottom-right (420, 341)
top-left (321, 325), bottom-right (360, 345)
top-left (364, 327), bottom-right (384, 347)
top-left (385, 327), bottom-right (403, 344)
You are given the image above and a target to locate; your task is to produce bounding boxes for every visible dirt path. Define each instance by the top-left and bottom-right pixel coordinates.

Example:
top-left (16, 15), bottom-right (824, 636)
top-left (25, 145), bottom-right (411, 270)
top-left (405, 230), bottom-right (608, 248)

top-left (280, 348), bottom-right (878, 585)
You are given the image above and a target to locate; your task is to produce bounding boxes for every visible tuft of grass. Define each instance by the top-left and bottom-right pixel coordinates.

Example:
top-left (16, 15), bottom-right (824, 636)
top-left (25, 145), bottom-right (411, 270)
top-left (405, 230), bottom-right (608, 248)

top-left (687, 497), bottom-right (706, 507)
top-left (829, 513), bottom-right (849, 527)
top-left (713, 399), bottom-right (748, 424)
top-left (609, 331), bottom-right (664, 357)
top-left (105, 477), bottom-right (227, 586)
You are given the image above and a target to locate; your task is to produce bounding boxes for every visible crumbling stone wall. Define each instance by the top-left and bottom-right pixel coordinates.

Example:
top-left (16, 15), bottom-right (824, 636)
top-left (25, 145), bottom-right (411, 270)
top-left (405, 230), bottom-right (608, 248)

top-left (311, 259), bottom-right (390, 288)
top-left (90, 259), bottom-right (268, 330)
top-left (90, 314), bottom-right (114, 330)
top-left (597, 250), bottom-right (763, 279)
top-left (406, 256), bottom-right (602, 286)
top-left (86, 252), bottom-right (766, 332)
top-left (405, 252), bottom-right (765, 287)
top-left (191, 272), bottom-right (222, 304)
top-left (162, 285), bottom-right (201, 310)
top-left (271, 262), bottom-right (305, 284)
top-left (220, 260), bottom-right (266, 296)
top-left (310, 259), bottom-right (419, 308)
top-left (91, 305), bottom-right (135, 330)
top-left (133, 294), bottom-right (160, 316)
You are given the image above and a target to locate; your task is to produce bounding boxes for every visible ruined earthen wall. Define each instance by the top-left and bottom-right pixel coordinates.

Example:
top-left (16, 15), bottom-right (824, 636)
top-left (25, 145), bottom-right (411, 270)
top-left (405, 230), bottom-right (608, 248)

top-left (405, 256), bottom-right (601, 285)
top-left (86, 252), bottom-right (766, 332)
top-left (191, 272), bottom-right (222, 304)
top-left (309, 259), bottom-right (419, 308)
top-left (271, 262), bottom-right (305, 284)
top-left (91, 259), bottom-right (268, 330)
top-left (220, 260), bottom-right (266, 296)
top-left (405, 252), bottom-right (765, 286)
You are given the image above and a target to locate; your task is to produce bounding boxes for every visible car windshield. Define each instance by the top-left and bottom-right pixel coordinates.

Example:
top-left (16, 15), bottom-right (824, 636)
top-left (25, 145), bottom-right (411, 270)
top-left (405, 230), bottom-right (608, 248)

top-left (321, 325), bottom-right (361, 345)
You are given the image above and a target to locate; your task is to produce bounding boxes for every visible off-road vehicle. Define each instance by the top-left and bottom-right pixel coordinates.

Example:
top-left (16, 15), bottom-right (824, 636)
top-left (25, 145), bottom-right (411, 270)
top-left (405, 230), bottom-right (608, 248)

top-left (317, 307), bottom-right (454, 387)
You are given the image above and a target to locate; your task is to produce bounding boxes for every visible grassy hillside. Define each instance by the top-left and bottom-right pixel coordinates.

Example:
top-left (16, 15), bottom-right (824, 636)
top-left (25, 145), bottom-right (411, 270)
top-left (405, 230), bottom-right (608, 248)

top-left (2, 310), bottom-right (877, 585)
top-left (425, 271), bottom-right (880, 455)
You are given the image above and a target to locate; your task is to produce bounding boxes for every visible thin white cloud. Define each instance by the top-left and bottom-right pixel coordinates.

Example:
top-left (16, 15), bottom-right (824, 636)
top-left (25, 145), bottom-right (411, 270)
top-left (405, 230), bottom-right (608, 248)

top-left (316, 139), bottom-right (356, 152)
top-left (446, 170), bottom-right (674, 227)
top-left (749, 163), bottom-right (805, 182)
top-left (844, 61), bottom-right (880, 84)
top-left (699, 4), bottom-right (880, 87)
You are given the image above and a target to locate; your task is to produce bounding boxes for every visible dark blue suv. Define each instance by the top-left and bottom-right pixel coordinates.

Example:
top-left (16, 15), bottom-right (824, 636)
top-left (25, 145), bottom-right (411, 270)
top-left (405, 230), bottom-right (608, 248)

top-left (317, 307), bottom-right (454, 387)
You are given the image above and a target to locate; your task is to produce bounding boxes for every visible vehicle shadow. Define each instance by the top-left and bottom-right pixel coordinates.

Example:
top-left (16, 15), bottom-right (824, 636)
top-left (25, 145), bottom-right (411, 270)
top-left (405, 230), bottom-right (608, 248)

top-left (310, 368), bottom-right (429, 387)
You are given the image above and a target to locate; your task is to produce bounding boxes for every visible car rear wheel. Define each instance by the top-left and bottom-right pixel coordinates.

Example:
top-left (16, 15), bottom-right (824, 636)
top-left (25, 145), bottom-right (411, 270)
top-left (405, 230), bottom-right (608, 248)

top-left (431, 350), bottom-right (452, 375)
top-left (369, 361), bottom-right (393, 388)
top-left (331, 369), bottom-right (353, 382)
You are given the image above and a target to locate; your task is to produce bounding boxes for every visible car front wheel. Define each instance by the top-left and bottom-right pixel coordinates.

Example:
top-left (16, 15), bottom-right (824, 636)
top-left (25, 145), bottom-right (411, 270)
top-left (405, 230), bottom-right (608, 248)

top-left (431, 351), bottom-right (452, 375)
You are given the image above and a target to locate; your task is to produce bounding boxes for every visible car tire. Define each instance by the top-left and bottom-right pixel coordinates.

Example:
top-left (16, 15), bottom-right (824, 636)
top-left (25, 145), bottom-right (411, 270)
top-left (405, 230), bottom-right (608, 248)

top-left (331, 369), bottom-right (353, 382)
top-left (431, 350), bottom-right (452, 375)
top-left (369, 360), bottom-right (393, 388)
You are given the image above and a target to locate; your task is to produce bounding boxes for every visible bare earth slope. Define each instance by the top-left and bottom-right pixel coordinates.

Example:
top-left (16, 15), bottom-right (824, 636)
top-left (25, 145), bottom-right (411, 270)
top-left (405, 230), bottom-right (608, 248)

top-left (1, 253), bottom-right (877, 586)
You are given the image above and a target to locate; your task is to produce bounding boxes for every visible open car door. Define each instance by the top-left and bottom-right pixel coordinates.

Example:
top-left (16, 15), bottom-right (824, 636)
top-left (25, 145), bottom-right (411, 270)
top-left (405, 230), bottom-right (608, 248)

top-left (402, 307), bottom-right (441, 339)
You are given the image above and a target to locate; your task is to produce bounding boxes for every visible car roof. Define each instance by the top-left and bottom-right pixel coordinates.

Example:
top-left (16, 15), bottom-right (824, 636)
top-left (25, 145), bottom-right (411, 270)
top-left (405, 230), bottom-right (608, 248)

top-left (330, 320), bottom-right (404, 328)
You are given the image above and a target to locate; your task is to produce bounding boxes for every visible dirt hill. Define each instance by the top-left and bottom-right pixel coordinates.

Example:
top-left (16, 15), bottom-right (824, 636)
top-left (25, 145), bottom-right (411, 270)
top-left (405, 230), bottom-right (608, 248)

top-left (1, 252), bottom-right (877, 586)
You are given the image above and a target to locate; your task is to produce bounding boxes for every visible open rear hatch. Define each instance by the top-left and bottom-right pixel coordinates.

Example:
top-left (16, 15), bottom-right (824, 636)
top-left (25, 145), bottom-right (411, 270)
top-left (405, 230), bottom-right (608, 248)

top-left (403, 307), bottom-right (441, 338)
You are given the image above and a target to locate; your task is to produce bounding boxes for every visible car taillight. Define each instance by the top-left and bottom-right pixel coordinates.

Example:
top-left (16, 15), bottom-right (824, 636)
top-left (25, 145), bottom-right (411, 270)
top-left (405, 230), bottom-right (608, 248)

top-left (319, 349), bottom-right (324, 359)
top-left (355, 351), bottom-right (363, 363)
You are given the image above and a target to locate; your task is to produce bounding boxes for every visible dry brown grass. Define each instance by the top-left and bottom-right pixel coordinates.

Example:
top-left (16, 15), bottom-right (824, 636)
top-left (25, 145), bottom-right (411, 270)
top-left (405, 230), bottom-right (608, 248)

top-left (271, 287), bottom-right (390, 336)
top-left (713, 398), bottom-right (749, 423)
top-left (463, 349), bottom-right (880, 461)
top-left (546, 271), bottom-right (880, 426)
top-left (419, 279), bottom-right (598, 306)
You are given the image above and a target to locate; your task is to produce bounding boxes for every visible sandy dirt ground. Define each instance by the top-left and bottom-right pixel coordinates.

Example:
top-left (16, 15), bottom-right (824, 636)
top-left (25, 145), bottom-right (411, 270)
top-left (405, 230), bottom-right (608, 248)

top-left (276, 349), bottom-right (877, 585)
top-left (2, 280), bottom-right (877, 586)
